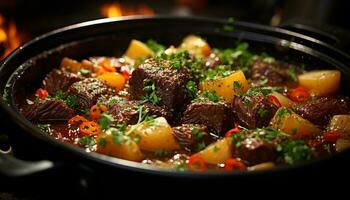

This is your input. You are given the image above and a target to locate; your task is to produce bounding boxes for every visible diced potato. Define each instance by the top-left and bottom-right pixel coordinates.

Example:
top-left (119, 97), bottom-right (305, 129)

top-left (199, 70), bottom-right (249, 102)
top-left (298, 70), bottom-right (341, 96)
top-left (335, 139), bottom-right (350, 152)
top-left (327, 115), bottom-right (350, 139)
top-left (196, 138), bottom-right (232, 164)
top-left (179, 35), bottom-right (211, 57)
top-left (125, 39), bottom-right (154, 60)
top-left (270, 107), bottom-right (321, 137)
top-left (60, 57), bottom-right (95, 73)
top-left (133, 117), bottom-right (180, 152)
top-left (248, 162), bottom-right (275, 171)
top-left (98, 72), bottom-right (125, 91)
top-left (270, 92), bottom-right (295, 108)
top-left (96, 133), bottom-right (144, 162)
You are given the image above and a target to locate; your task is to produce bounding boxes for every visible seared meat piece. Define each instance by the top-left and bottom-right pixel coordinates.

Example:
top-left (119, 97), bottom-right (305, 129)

top-left (172, 124), bottom-right (213, 152)
top-left (294, 96), bottom-right (350, 126)
top-left (22, 100), bottom-right (75, 122)
top-left (251, 59), bottom-right (299, 86)
top-left (42, 69), bottom-right (82, 95)
top-left (232, 94), bottom-right (278, 129)
top-left (234, 137), bottom-right (277, 165)
top-left (109, 98), bottom-right (173, 125)
top-left (181, 102), bottom-right (233, 135)
top-left (129, 59), bottom-right (192, 111)
top-left (68, 78), bottom-right (115, 112)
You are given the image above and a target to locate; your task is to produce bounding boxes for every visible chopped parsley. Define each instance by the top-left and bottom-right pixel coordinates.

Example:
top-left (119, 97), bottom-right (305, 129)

top-left (175, 162), bottom-right (188, 171)
top-left (222, 17), bottom-right (235, 32)
top-left (79, 69), bottom-right (91, 76)
top-left (202, 90), bottom-right (221, 102)
top-left (213, 146), bottom-right (220, 153)
top-left (51, 90), bottom-right (79, 109)
top-left (98, 137), bottom-right (107, 147)
top-left (241, 86), bottom-right (283, 97)
top-left (231, 133), bottom-right (246, 148)
top-left (78, 136), bottom-right (96, 148)
top-left (276, 107), bottom-right (292, 118)
top-left (277, 140), bottom-right (313, 164)
top-left (258, 107), bottom-right (270, 118)
top-left (259, 78), bottom-right (268, 85)
top-left (196, 141), bottom-right (207, 152)
top-left (186, 81), bottom-right (198, 100)
top-left (146, 39), bottom-right (165, 55)
top-left (233, 81), bottom-right (241, 92)
top-left (154, 149), bottom-right (171, 158)
top-left (192, 127), bottom-right (206, 139)
top-left (111, 130), bottom-right (126, 144)
top-left (142, 79), bottom-right (161, 105)
top-left (37, 124), bottom-right (51, 133)
top-left (287, 67), bottom-right (298, 82)
top-left (204, 65), bottom-right (233, 80)
top-left (98, 113), bottom-right (114, 130)
top-left (218, 42), bottom-right (253, 74)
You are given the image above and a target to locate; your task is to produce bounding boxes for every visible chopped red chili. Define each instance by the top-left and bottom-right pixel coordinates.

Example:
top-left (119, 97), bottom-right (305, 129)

top-left (188, 155), bottom-right (207, 172)
top-left (225, 122), bottom-right (240, 138)
top-left (35, 88), bottom-right (49, 100)
top-left (89, 104), bottom-right (108, 120)
top-left (323, 132), bottom-right (341, 142)
top-left (224, 158), bottom-right (246, 170)
top-left (79, 121), bottom-right (101, 136)
top-left (288, 86), bottom-right (310, 102)
top-left (268, 95), bottom-right (282, 107)
top-left (68, 115), bottom-right (88, 125)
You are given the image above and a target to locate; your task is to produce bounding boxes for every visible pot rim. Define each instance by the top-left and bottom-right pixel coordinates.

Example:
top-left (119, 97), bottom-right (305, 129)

top-left (1, 15), bottom-right (349, 178)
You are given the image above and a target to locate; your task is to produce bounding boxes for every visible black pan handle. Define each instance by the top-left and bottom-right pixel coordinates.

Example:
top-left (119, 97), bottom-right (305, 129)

top-left (0, 153), bottom-right (55, 178)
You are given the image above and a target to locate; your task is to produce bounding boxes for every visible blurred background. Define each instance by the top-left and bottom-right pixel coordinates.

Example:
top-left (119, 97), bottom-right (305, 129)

top-left (0, 0), bottom-right (349, 60)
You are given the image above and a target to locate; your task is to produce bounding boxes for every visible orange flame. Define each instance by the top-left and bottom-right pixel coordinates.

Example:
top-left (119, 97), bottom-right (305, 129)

top-left (101, 2), bottom-right (154, 18)
top-left (0, 14), bottom-right (21, 60)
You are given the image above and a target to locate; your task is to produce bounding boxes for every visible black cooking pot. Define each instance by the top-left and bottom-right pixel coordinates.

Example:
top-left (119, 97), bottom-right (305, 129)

top-left (1, 16), bottom-right (350, 193)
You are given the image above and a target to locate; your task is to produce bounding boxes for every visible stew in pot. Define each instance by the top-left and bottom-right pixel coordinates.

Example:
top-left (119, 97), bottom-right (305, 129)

top-left (20, 35), bottom-right (350, 172)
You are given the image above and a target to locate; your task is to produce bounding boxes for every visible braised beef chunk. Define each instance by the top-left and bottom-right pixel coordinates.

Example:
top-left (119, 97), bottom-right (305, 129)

top-left (232, 95), bottom-right (278, 129)
top-left (251, 59), bottom-right (299, 86)
top-left (234, 137), bottom-right (277, 165)
top-left (181, 102), bottom-right (233, 135)
top-left (172, 124), bottom-right (213, 152)
top-left (23, 100), bottom-right (75, 122)
top-left (68, 78), bottom-right (115, 112)
top-left (108, 98), bottom-right (173, 125)
top-left (129, 59), bottom-right (192, 111)
top-left (42, 69), bottom-right (82, 95)
top-left (294, 96), bottom-right (350, 126)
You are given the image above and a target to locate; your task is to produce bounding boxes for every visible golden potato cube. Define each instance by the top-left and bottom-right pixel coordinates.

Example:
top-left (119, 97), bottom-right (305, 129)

top-left (327, 115), bottom-right (350, 139)
top-left (270, 107), bottom-right (321, 137)
top-left (199, 70), bottom-right (249, 102)
top-left (96, 133), bottom-right (144, 162)
top-left (97, 72), bottom-right (125, 91)
top-left (179, 35), bottom-right (211, 57)
top-left (133, 117), bottom-right (180, 152)
top-left (298, 70), bottom-right (341, 96)
top-left (125, 39), bottom-right (154, 60)
top-left (196, 138), bottom-right (232, 164)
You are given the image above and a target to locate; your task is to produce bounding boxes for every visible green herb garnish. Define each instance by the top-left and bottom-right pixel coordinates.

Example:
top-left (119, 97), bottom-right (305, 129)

top-left (142, 79), bottom-right (161, 105)
top-left (98, 113), bottom-right (114, 130)
top-left (186, 81), bottom-right (198, 100)
top-left (146, 39), bottom-right (165, 55)
top-left (277, 140), bottom-right (313, 164)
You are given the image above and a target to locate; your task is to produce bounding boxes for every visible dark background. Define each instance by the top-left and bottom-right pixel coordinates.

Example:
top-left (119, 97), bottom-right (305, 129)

top-left (0, 0), bottom-right (350, 55)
